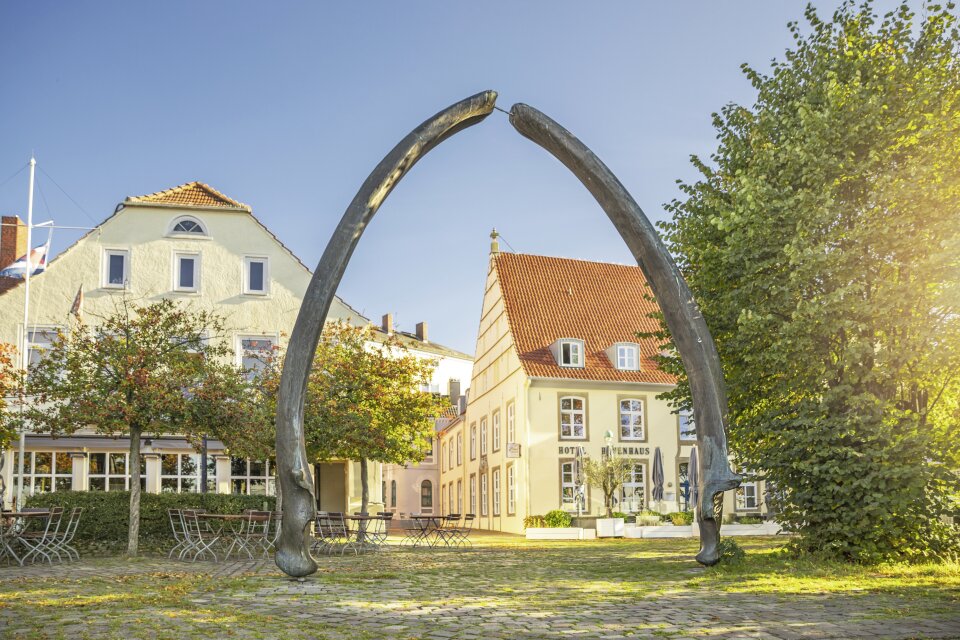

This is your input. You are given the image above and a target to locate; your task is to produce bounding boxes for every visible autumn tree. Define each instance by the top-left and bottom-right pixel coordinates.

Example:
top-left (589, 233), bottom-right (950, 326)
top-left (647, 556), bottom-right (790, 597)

top-left (0, 343), bottom-right (20, 449)
top-left (656, 1), bottom-right (960, 562)
top-left (23, 299), bottom-right (260, 555)
top-left (247, 321), bottom-right (447, 515)
top-left (583, 451), bottom-right (633, 518)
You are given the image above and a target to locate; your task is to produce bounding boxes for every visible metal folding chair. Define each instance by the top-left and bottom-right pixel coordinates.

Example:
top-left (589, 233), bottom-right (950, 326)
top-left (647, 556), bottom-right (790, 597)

top-left (18, 507), bottom-right (65, 564)
top-left (181, 510), bottom-right (220, 562)
top-left (50, 507), bottom-right (82, 561)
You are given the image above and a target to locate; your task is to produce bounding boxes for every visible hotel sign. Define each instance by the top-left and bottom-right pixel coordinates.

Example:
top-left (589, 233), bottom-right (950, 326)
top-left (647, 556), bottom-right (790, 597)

top-left (506, 443), bottom-right (521, 459)
top-left (558, 445), bottom-right (650, 456)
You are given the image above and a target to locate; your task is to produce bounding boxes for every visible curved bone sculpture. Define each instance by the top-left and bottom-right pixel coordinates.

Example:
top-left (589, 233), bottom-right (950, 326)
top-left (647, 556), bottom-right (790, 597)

top-left (274, 90), bottom-right (499, 577)
top-left (275, 91), bottom-right (740, 577)
top-left (508, 103), bottom-right (741, 565)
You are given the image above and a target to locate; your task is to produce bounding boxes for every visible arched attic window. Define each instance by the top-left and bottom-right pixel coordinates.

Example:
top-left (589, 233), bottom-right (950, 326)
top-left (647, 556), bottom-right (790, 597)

top-left (169, 215), bottom-right (207, 236)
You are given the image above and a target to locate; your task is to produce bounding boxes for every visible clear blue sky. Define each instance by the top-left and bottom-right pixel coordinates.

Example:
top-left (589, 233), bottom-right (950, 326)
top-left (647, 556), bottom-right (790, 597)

top-left (0, 1), bottom-right (906, 353)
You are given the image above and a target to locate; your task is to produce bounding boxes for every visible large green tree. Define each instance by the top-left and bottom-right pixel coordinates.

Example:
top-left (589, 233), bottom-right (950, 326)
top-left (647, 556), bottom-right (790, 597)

top-left (244, 321), bottom-right (447, 515)
top-left (22, 299), bottom-right (259, 555)
top-left (657, 1), bottom-right (960, 561)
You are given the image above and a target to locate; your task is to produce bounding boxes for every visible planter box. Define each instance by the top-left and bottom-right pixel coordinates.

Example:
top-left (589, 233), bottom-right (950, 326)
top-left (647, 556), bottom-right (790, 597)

top-left (525, 527), bottom-right (583, 540)
top-left (722, 522), bottom-right (782, 536)
top-left (595, 518), bottom-right (625, 538)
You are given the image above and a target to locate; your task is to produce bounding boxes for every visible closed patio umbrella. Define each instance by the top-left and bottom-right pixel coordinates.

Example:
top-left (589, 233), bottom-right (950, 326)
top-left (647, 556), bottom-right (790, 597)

top-left (688, 446), bottom-right (699, 512)
top-left (652, 447), bottom-right (664, 502)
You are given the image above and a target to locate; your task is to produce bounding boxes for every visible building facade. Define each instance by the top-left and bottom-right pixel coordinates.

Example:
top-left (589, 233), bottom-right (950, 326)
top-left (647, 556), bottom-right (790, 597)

top-left (438, 238), bottom-right (765, 534)
top-left (0, 181), bottom-right (377, 511)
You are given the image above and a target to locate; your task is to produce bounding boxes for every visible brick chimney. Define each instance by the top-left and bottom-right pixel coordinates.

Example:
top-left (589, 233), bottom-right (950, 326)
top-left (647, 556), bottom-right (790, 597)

top-left (381, 313), bottom-right (393, 335)
top-left (415, 321), bottom-right (428, 343)
top-left (1, 216), bottom-right (26, 269)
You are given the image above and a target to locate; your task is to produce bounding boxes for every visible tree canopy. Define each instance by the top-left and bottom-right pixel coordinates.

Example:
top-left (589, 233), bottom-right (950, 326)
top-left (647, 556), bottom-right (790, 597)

top-left (656, 1), bottom-right (960, 562)
top-left (21, 298), bottom-right (259, 554)
top-left (0, 343), bottom-right (20, 449)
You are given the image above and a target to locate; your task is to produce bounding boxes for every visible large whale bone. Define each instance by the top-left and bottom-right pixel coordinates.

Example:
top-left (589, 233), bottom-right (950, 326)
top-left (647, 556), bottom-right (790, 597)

top-left (274, 90), bottom-right (498, 578)
top-left (508, 103), bottom-right (741, 565)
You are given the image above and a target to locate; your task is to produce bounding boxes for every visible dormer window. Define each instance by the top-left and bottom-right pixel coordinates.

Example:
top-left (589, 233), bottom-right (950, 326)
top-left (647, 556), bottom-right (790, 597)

top-left (169, 216), bottom-right (207, 236)
top-left (558, 339), bottom-right (584, 368)
top-left (616, 343), bottom-right (640, 371)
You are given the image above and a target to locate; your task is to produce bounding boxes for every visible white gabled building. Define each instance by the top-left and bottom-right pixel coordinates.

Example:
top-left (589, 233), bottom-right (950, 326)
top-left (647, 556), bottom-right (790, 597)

top-left (0, 181), bottom-right (376, 510)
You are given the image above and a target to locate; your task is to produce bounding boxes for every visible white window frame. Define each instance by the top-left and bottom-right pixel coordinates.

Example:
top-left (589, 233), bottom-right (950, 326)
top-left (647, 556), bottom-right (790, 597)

top-left (480, 417), bottom-right (488, 456)
top-left (25, 326), bottom-right (59, 370)
top-left (507, 464), bottom-right (516, 514)
top-left (457, 479), bottom-right (463, 514)
top-left (558, 339), bottom-right (585, 368)
top-left (243, 256), bottom-right (270, 295)
top-left (492, 468), bottom-right (501, 516)
top-left (87, 452), bottom-right (144, 492)
top-left (492, 411), bottom-right (501, 452)
top-left (559, 396), bottom-right (586, 440)
top-left (456, 433), bottom-right (462, 466)
top-left (230, 458), bottom-right (275, 496)
top-left (423, 438), bottom-right (434, 463)
top-left (102, 248), bottom-right (129, 289)
top-left (616, 343), bottom-right (640, 371)
top-left (480, 473), bottom-right (489, 516)
top-left (237, 335), bottom-right (277, 381)
top-left (470, 424), bottom-right (477, 460)
top-left (173, 252), bottom-right (201, 293)
top-left (560, 460), bottom-right (584, 509)
top-left (161, 453), bottom-right (214, 493)
top-left (14, 451), bottom-right (72, 495)
top-left (737, 481), bottom-right (759, 510)
top-left (679, 410), bottom-right (697, 442)
top-left (441, 484), bottom-right (447, 516)
top-left (449, 482), bottom-right (455, 514)
top-left (621, 462), bottom-right (646, 513)
top-left (619, 398), bottom-right (645, 440)
top-left (506, 403), bottom-right (515, 444)
top-left (420, 479), bottom-right (433, 511)
top-left (168, 215), bottom-right (208, 236)
top-left (441, 442), bottom-right (446, 470)
top-left (469, 474), bottom-right (477, 515)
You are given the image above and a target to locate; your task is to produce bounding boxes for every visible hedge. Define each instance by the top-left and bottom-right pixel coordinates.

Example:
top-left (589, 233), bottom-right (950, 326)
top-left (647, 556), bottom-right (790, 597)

top-left (26, 491), bottom-right (277, 554)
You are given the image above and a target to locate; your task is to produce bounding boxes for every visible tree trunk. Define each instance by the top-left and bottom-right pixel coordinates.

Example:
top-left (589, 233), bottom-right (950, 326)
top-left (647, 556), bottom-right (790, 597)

top-left (360, 458), bottom-right (369, 514)
top-left (127, 425), bottom-right (141, 557)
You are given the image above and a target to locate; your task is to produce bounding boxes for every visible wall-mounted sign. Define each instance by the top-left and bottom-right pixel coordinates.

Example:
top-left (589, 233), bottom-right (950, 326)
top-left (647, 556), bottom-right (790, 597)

top-left (506, 443), bottom-right (521, 459)
top-left (558, 445), bottom-right (650, 456)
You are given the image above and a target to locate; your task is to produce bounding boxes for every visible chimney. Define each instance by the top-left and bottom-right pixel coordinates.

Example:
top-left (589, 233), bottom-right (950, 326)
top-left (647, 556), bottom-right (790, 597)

top-left (381, 313), bottom-right (393, 335)
top-left (416, 321), bottom-right (428, 343)
top-left (448, 378), bottom-right (460, 402)
top-left (1, 216), bottom-right (26, 269)
top-left (490, 228), bottom-right (500, 255)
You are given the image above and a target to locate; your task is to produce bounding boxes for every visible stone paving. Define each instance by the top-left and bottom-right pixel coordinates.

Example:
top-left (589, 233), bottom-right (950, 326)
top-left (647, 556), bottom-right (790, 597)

top-left (1, 538), bottom-right (958, 639)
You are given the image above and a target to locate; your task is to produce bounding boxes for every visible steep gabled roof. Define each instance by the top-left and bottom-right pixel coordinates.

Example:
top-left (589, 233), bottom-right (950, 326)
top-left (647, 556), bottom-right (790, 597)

top-left (124, 181), bottom-right (251, 212)
top-left (494, 252), bottom-right (675, 385)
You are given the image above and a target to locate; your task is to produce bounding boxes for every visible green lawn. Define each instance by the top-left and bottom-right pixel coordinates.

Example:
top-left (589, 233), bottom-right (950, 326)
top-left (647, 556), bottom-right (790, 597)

top-left (0, 535), bottom-right (957, 639)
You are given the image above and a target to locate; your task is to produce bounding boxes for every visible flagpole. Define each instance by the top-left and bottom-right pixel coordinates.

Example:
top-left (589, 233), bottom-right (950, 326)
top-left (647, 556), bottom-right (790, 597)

top-left (16, 157), bottom-right (36, 509)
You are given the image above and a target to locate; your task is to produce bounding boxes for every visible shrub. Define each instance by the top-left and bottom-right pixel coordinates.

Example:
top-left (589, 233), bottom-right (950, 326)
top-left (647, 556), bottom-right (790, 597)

top-left (609, 512), bottom-right (628, 520)
top-left (717, 538), bottom-right (746, 563)
top-left (523, 515), bottom-right (546, 529)
top-left (737, 515), bottom-right (763, 525)
top-left (26, 491), bottom-right (277, 554)
top-left (544, 509), bottom-right (573, 528)
top-left (668, 511), bottom-right (694, 526)
top-left (637, 510), bottom-right (662, 526)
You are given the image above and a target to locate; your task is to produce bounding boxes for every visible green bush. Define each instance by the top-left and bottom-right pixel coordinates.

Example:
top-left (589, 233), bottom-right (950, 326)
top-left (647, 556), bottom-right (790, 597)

top-left (668, 511), bottom-right (694, 526)
top-left (26, 491), bottom-right (277, 554)
top-left (523, 515), bottom-right (546, 529)
top-left (609, 512), bottom-right (628, 520)
top-left (737, 515), bottom-right (763, 525)
top-left (717, 538), bottom-right (746, 563)
top-left (544, 509), bottom-right (573, 528)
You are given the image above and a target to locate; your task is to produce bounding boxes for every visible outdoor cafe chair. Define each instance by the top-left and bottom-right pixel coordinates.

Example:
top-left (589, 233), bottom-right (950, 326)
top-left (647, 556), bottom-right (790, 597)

top-left (400, 513), bottom-right (435, 548)
top-left (181, 509), bottom-right (220, 562)
top-left (371, 512), bottom-right (393, 549)
top-left (167, 509), bottom-right (189, 559)
top-left (18, 507), bottom-right (65, 564)
top-left (50, 507), bottom-right (82, 561)
top-left (269, 511), bottom-right (282, 551)
top-left (434, 514), bottom-right (462, 548)
top-left (230, 510), bottom-right (272, 560)
top-left (449, 513), bottom-right (475, 549)
top-left (312, 511), bottom-right (352, 556)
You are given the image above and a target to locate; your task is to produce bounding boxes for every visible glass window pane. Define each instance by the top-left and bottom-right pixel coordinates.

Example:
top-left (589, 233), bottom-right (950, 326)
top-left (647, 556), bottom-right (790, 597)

top-left (89, 477), bottom-right (106, 491)
top-left (55, 452), bottom-right (71, 474)
top-left (109, 454), bottom-right (126, 475)
top-left (180, 455), bottom-right (198, 476)
top-left (35, 477), bottom-right (52, 493)
top-left (109, 253), bottom-right (125, 284)
top-left (34, 453), bottom-right (51, 474)
top-left (89, 453), bottom-right (105, 475)
top-left (161, 478), bottom-right (178, 492)
top-left (181, 478), bottom-right (197, 493)
top-left (248, 261), bottom-right (264, 291)
top-left (161, 455), bottom-right (178, 475)
top-left (249, 479), bottom-right (266, 496)
top-left (179, 257), bottom-right (195, 288)
top-left (249, 460), bottom-right (265, 477)
top-left (55, 477), bottom-right (72, 492)
top-left (231, 457), bottom-right (247, 476)
top-left (108, 478), bottom-right (127, 492)
top-left (232, 479), bottom-right (247, 495)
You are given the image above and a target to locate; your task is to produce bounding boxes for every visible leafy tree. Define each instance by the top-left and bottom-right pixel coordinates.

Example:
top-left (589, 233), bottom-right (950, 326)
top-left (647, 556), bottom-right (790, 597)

top-left (22, 299), bottom-right (260, 555)
top-left (656, 1), bottom-right (960, 562)
top-left (245, 322), bottom-right (447, 515)
top-left (0, 343), bottom-right (20, 449)
top-left (582, 451), bottom-right (632, 518)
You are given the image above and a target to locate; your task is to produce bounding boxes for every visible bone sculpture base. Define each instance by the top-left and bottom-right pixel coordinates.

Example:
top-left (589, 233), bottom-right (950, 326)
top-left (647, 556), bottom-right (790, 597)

top-left (274, 90), bottom-right (740, 578)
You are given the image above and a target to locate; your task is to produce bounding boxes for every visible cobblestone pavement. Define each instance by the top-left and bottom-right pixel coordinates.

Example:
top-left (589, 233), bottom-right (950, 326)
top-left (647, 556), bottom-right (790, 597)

top-left (1, 537), bottom-right (958, 639)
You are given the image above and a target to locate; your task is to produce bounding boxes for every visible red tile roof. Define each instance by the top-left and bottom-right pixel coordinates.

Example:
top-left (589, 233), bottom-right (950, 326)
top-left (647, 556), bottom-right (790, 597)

top-left (494, 253), bottom-right (675, 385)
top-left (124, 182), bottom-right (251, 211)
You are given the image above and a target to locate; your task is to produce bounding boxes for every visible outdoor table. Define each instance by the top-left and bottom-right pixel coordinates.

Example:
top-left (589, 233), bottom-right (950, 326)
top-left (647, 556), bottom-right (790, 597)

top-left (197, 513), bottom-right (269, 560)
top-left (409, 515), bottom-right (440, 548)
top-left (347, 515), bottom-right (391, 552)
top-left (0, 511), bottom-right (51, 566)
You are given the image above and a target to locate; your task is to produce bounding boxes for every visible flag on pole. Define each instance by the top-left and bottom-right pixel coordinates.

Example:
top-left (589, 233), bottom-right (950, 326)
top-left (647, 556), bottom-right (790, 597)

top-left (0, 238), bottom-right (50, 279)
top-left (70, 284), bottom-right (84, 320)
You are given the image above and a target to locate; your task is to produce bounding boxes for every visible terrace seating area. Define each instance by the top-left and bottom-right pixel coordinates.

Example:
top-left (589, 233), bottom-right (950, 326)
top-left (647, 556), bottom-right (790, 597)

top-left (0, 507), bottom-right (83, 566)
top-left (168, 508), bottom-right (281, 562)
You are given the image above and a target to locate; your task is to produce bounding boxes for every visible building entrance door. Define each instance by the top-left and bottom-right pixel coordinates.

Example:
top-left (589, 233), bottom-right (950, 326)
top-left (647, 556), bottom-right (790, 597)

top-left (314, 462), bottom-right (346, 512)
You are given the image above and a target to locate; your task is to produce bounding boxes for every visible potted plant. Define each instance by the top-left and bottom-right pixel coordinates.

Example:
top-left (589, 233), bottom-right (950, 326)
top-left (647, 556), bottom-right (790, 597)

top-left (525, 510), bottom-right (589, 540)
top-left (583, 449), bottom-right (631, 537)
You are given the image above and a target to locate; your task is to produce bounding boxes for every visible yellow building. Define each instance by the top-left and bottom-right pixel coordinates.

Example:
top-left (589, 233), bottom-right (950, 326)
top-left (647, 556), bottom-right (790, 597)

top-left (0, 182), bottom-right (376, 512)
top-left (438, 238), bottom-right (764, 534)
